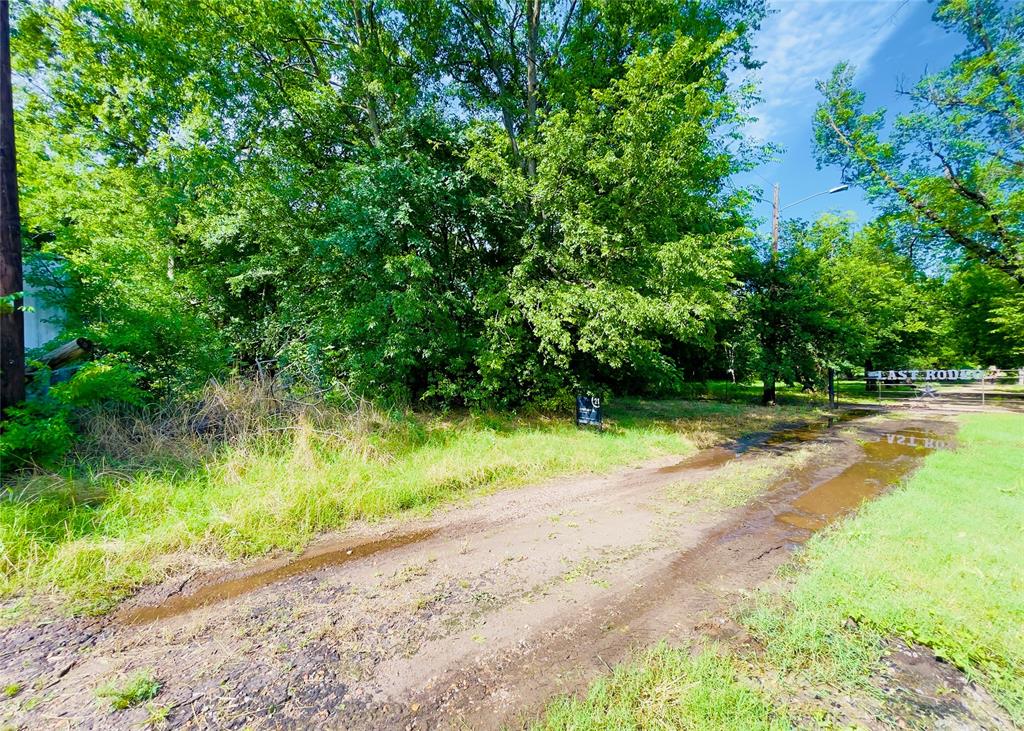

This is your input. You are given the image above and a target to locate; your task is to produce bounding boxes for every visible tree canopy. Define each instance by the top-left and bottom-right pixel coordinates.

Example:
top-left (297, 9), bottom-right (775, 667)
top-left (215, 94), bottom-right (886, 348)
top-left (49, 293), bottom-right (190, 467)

top-left (8, 0), bottom-right (1022, 416)
top-left (812, 0), bottom-right (1023, 366)
top-left (14, 0), bottom-right (768, 404)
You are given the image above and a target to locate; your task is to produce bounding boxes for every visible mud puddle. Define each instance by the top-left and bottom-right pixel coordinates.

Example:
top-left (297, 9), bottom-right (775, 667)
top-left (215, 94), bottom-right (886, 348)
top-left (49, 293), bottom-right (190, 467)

top-left (658, 408), bottom-right (877, 474)
top-left (775, 426), bottom-right (951, 533)
top-left (123, 411), bottom-right (876, 626)
top-left (403, 418), bottom-right (957, 730)
top-left (119, 528), bottom-right (438, 625)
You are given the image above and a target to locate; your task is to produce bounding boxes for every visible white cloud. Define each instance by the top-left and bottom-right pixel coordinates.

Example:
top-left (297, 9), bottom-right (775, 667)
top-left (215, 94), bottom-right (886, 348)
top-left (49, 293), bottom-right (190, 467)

top-left (742, 0), bottom-right (913, 141)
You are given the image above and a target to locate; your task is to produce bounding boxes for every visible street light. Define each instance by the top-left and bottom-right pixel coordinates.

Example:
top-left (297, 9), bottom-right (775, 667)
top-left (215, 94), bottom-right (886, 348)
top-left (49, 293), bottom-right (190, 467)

top-left (766, 182), bottom-right (849, 409)
top-left (771, 183), bottom-right (848, 258)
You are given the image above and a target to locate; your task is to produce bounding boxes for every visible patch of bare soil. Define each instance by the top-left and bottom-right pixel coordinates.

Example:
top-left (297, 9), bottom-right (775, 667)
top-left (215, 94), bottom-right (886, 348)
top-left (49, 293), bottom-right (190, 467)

top-left (0, 411), bottom-right (989, 730)
top-left (878, 640), bottom-right (1014, 729)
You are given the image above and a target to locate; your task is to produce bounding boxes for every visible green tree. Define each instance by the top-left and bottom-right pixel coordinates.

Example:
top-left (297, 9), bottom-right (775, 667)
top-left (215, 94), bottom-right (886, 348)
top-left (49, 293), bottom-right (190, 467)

top-left (14, 0), bottom-right (765, 405)
top-left (813, 0), bottom-right (1023, 288)
top-left (426, 0), bottom-right (766, 402)
top-left (14, 0), bottom-right (457, 393)
top-left (740, 237), bottom-right (841, 405)
top-left (742, 214), bottom-right (942, 404)
top-left (474, 27), bottom-right (758, 402)
top-left (942, 263), bottom-right (1024, 365)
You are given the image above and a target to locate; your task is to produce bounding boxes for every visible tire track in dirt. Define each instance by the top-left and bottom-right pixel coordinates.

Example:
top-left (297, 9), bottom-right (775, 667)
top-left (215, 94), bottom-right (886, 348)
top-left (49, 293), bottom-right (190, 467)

top-left (0, 411), bottom-right (956, 730)
top-left (400, 418), bottom-right (953, 729)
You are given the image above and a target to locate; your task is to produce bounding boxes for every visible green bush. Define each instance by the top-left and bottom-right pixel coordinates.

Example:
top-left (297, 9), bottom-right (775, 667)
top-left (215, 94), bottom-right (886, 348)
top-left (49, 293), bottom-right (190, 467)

top-left (51, 355), bottom-right (145, 408)
top-left (1, 356), bottom-right (145, 470)
top-left (0, 398), bottom-right (74, 469)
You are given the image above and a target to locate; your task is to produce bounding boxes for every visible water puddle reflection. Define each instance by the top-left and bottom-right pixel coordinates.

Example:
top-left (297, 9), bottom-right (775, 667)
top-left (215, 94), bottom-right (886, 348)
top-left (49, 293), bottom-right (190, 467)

top-left (658, 409), bottom-right (878, 475)
top-left (120, 528), bottom-right (437, 625)
top-left (775, 428), bottom-right (951, 533)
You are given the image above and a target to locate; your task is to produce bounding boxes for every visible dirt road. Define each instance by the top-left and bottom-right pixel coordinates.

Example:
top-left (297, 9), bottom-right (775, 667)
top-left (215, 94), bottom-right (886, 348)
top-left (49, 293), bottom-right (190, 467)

top-left (1, 411), bottom-right (982, 729)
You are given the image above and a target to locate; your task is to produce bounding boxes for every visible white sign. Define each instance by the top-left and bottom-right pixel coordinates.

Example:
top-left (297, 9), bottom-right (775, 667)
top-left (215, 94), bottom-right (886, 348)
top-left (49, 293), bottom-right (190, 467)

top-left (866, 368), bottom-right (985, 381)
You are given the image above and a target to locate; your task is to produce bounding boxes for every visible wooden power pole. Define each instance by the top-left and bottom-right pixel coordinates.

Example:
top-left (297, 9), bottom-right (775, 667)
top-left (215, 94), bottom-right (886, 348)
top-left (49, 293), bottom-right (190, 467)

top-left (771, 183), bottom-right (780, 260)
top-left (0, 0), bottom-right (25, 417)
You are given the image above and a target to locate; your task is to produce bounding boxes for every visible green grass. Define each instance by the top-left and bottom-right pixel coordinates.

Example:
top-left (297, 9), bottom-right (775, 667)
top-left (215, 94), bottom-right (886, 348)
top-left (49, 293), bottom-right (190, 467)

top-left (0, 399), bottom-right (817, 616)
top-left (744, 412), bottom-right (1024, 722)
top-left (532, 644), bottom-right (790, 730)
top-left (96, 670), bottom-right (161, 710)
top-left (675, 379), bottom-right (879, 406)
top-left (668, 443), bottom-right (829, 508)
top-left (143, 703), bottom-right (170, 726)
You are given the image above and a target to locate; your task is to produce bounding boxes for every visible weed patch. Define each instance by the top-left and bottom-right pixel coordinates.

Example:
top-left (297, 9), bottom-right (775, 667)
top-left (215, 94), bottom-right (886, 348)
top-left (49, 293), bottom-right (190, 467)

top-left (1, 398), bottom-right (818, 616)
top-left (97, 670), bottom-right (161, 710)
top-left (533, 644), bottom-right (790, 730)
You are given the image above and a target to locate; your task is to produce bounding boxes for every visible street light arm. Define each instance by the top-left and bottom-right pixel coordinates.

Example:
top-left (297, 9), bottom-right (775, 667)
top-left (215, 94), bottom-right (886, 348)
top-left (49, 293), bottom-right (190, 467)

top-left (780, 184), bottom-right (848, 212)
top-left (771, 183), bottom-right (847, 259)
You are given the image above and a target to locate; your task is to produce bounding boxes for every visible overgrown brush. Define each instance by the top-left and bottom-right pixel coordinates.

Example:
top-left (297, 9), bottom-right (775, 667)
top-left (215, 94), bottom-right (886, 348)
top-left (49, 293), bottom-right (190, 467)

top-left (6, 375), bottom-right (402, 475)
top-left (0, 384), bottom-right (819, 617)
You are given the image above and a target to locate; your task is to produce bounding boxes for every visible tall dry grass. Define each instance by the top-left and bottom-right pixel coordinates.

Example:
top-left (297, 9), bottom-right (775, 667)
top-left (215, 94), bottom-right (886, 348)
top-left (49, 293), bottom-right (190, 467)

top-left (68, 376), bottom-right (399, 469)
top-left (1, 384), bottom-right (822, 617)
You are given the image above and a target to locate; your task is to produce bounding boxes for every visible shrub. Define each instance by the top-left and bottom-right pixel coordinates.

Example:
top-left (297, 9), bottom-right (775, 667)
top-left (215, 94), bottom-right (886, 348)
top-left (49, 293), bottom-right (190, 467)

top-left (51, 355), bottom-right (145, 408)
top-left (1, 356), bottom-right (145, 471)
top-left (0, 398), bottom-right (74, 469)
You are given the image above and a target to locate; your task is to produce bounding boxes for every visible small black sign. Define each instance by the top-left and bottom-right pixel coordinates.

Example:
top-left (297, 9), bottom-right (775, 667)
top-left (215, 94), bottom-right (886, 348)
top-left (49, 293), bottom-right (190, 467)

top-left (575, 395), bottom-right (602, 427)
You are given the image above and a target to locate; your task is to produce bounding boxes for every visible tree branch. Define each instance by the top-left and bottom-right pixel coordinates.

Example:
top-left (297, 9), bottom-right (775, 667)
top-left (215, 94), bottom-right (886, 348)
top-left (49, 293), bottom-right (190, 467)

top-left (823, 110), bottom-right (1020, 282)
top-left (929, 145), bottom-right (1013, 248)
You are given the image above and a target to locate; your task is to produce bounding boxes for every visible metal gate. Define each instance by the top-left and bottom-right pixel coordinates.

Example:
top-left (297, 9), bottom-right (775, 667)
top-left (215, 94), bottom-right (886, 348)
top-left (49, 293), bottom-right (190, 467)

top-left (864, 367), bottom-right (1024, 409)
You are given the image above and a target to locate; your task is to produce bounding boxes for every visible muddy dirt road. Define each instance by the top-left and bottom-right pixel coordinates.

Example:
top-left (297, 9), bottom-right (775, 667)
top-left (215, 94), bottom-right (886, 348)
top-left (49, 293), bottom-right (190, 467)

top-left (0, 411), bottom-right (969, 729)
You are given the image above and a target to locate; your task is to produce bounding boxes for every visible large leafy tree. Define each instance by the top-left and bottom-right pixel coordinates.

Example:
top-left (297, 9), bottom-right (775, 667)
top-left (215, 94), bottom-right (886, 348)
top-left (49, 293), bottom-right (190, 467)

top-left (420, 0), bottom-right (766, 401)
top-left (474, 28), bottom-right (759, 401)
top-left (412, 0), bottom-right (762, 176)
top-left (741, 214), bottom-right (942, 403)
top-left (813, 0), bottom-right (1023, 286)
top-left (14, 0), bottom-right (764, 404)
top-left (15, 0), bottom-right (483, 395)
top-left (942, 263), bottom-right (1024, 364)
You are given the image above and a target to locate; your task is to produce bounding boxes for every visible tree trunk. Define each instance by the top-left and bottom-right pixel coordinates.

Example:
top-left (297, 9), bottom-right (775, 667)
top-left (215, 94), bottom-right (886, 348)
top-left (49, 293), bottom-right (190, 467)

top-left (37, 338), bottom-right (93, 371)
top-left (525, 0), bottom-right (540, 178)
top-left (0, 0), bottom-right (25, 418)
top-left (762, 373), bottom-right (776, 406)
top-left (351, 0), bottom-right (382, 145)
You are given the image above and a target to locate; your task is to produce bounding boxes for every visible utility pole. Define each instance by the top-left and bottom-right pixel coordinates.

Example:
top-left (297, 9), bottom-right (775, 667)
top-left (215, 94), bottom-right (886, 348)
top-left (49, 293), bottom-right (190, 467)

top-left (770, 183), bottom-right (846, 260)
top-left (771, 183), bottom-right (779, 260)
top-left (0, 0), bottom-right (25, 418)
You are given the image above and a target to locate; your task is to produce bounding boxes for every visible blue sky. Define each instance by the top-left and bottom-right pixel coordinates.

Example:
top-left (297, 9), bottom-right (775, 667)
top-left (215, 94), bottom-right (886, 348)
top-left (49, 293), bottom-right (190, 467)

top-left (736, 0), bottom-right (963, 233)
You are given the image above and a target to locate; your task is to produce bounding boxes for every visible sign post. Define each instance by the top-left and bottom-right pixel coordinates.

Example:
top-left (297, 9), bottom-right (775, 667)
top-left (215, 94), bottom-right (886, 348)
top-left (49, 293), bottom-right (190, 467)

top-left (864, 367), bottom-right (1009, 405)
top-left (575, 395), bottom-right (602, 429)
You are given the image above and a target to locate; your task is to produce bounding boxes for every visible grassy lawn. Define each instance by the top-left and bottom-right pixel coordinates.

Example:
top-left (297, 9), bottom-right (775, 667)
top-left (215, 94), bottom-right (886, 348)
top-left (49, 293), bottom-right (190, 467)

top-left (533, 644), bottom-right (791, 730)
top-left (675, 379), bottom-right (879, 406)
top-left (745, 411), bottom-right (1024, 721)
top-left (0, 398), bottom-right (817, 616)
